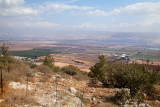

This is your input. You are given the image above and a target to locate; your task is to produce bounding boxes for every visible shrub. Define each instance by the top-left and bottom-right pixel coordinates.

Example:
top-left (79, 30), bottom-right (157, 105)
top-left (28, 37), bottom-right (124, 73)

top-left (3, 63), bottom-right (29, 83)
top-left (73, 72), bottom-right (90, 81)
top-left (43, 54), bottom-right (54, 68)
top-left (142, 84), bottom-right (157, 100)
top-left (61, 65), bottom-right (90, 81)
top-left (106, 89), bottom-right (145, 105)
top-left (37, 65), bottom-right (52, 74)
top-left (90, 55), bottom-right (160, 101)
top-left (61, 65), bottom-right (80, 76)
top-left (106, 89), bottom-right (131, 105)
top-left (29, 63), bottom-right (37, 68)
top-left (89, 55), bottom-right (108, 83)
top-left (52, 66), bottom-right (61, 72)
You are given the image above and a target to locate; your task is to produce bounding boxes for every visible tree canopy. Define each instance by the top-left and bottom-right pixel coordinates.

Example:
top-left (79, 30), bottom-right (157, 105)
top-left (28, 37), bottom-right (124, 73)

top-left (43, 54), bottom-right (55, 68)
top-left (89, 55), bottom-right (160, 97)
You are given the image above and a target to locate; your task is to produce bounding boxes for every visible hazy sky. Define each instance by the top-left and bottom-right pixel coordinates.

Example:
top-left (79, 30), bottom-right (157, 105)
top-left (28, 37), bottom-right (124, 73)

top-left (0, 0), bottom-right (160, 41)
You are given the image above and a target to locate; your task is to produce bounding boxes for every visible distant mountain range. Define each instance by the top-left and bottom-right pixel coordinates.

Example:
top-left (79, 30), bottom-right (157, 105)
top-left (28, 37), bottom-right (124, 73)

top-left (0, 31), bottom-right (160, 47)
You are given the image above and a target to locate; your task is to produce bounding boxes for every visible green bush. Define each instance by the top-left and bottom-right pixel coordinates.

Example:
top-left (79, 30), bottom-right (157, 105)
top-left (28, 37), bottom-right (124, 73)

top-left (52, 66), bottom-right (61, 72)
top-left (29, 63), bottom-right (37, 68)
top-left (142, 84), bottom-right (157, 100)
top-left (43, 54), bottom-right (55, 68)
top-left (106, 89), bottom-right (145, 105)
top-left (134, 92), bottom-right (145, 103)
top-left (106, 89), bottom-right (131, 105)
top-left (89, 55), bottom-right (108, 83)
top-left (43, 54), bottom-right (61, 72)
top-left (90, 55), bottom-right (160, 100)
top-left (61, 65), bottom-right (80, 76)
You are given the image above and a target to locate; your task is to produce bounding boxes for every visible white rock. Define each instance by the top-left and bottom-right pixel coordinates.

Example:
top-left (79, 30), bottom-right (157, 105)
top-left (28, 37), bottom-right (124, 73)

top-left (9, 82), bottom-right (32, 90)
top-left (132, 101), bottom-right (137, 105)
top-left (133, 105), bottom-right (137, 107)
top-left (55, 75), bottom-right (61, 78)
top-left (155, 100), bottom-right (160, 103)
top-left (68, 87), bottom-right (77, 93)
top-left (145, 104), bottom-right (151, 107)
top-left (123, 104), bottom-right (128, 107)
top-left (35, 82), bottom-right (42, 85)
top-left (34, 73), bottom-right (39, 77)
top-left (97, 101), bottom-right (102, 104)
top-left (139, 103), bottom-right (145, 107)
top-left (92, 97), bottom-right (96, 101)
top-left (50, 86), bottom-right (54, 89)
top-left (37, 72), bottom-right (44, 75)
top-left (0, 99), bottom-right (5, 103)
top-left (52, 76), bottom-right (56, 81)
top-left (60, 78), bottom-right (64, 81)
top-left (82, 82), bottom-right (86, 86)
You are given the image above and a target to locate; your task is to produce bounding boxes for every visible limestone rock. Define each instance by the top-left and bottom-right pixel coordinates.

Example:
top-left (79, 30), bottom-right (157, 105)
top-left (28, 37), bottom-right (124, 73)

top-left (9, 82), bottom-right (32, 90)
top-left (68, 87), bottom-right (77, 93)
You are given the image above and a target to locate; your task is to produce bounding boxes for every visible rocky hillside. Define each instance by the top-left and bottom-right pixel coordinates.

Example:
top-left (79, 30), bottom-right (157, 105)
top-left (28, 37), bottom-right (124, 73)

top-left (0, 59), bottom-right (128, 107)
top-left (0, 61), bottom-right (160, 107)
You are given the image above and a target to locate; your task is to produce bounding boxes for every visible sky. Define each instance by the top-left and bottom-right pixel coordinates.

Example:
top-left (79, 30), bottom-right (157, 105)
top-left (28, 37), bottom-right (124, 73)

top-left (0, 0), bottom-right (160, 44)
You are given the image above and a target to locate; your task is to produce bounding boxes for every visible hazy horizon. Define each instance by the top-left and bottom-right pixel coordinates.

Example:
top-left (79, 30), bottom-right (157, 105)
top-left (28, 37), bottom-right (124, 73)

top-left (0, 0), bottom-right (160, 45)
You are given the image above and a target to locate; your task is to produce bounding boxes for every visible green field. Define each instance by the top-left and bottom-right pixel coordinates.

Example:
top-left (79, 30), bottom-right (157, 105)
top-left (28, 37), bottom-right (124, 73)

top-left (1, 48), bottom-right (61, 58)
top-left (131, 55), bottom-right (158, 59)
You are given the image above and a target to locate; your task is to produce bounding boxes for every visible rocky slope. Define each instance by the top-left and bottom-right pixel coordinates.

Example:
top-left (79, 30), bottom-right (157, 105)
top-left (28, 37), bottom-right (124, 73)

top-left (2, 68), bottom-right (159, 107)
top-left (6, 69), bottom-right (121, 107)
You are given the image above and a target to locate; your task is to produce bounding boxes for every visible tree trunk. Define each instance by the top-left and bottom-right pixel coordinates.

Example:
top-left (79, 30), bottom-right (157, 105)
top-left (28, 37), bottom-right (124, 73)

top-left (1, 67), bottom-right (3, 93)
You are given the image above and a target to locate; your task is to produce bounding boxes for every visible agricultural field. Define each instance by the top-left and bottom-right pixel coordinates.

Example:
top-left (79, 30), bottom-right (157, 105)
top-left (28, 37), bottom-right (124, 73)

top-left (1, 48), bottom-right (61, 58)
top-left (131, 55), bottom-right (158, 59)
top-left (0, 40), bottom-right (160, 70)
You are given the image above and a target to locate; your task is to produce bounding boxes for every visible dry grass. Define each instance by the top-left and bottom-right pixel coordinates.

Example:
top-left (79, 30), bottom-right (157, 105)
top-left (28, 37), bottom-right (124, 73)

top-left (0, 61), bottom-right (39, 106)
top-left (57, 72), bottom-right (71, 80)
top-left (54, 62), bottom-right (69, 68)
top-left (39, 75), bottom-right (51, 82)
top-left (76, 92), bottom-right (90, 105)
top-left (95, 102), bottom-right (118, 107)
top-left (72, 73), bottom-right (90, 81)
top-left (37, 65), bottom-right (52, 74)
top-left (58, 70), bottom-right (90, 81)
top-left (37, 65), bottom-right (53, 82)
top-left (0, 88), bottom-right (39, 107)
top-left (3, 62), bottom-right (29, 83)
top-left (149, 101), bottom-right (160, 107)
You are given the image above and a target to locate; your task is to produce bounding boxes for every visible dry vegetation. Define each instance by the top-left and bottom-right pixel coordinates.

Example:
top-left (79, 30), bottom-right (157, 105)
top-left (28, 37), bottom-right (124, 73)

top-left (0, 88), bottom-right (39, 107)
top-left (0, 59), bottom-right (160, 107)
top-left (148, 83), bottom-right (160, 107)
top-left (0, 61), bottom-right (39, 107)
top-left (0, 58), bottom-right (91, 106)
top-left (3, 62), bottom-right (29, 83)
